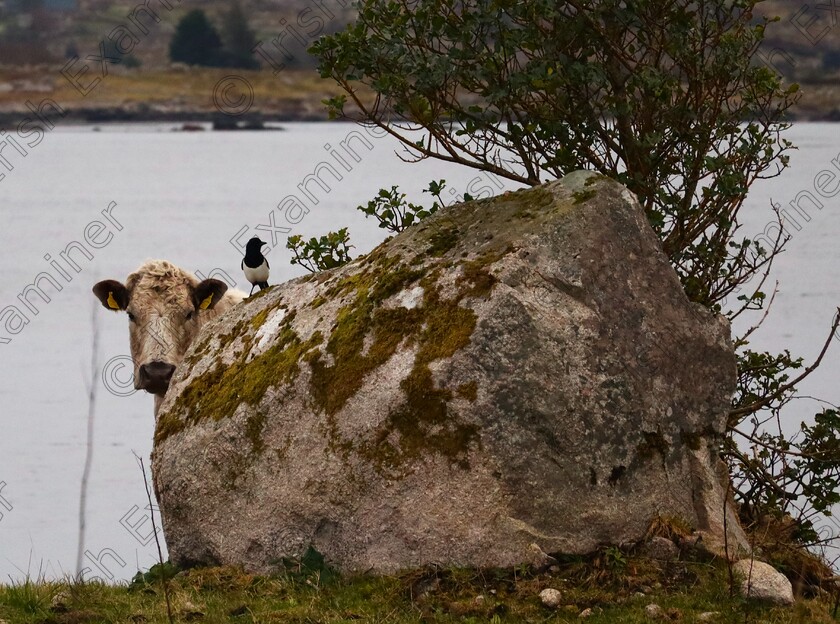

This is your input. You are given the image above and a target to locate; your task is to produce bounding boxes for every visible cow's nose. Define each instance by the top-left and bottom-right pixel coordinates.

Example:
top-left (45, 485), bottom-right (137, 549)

top-left (137, 361), bottom-right (176, 395)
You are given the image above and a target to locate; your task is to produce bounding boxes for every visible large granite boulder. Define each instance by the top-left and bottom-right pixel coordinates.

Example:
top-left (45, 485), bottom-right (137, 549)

top-left (152, 171), bottom-right (747, 573)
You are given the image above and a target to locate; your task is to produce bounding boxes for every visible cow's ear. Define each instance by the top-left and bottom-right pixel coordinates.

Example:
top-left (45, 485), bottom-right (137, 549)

top-left (193, 279), bottom-right (228, 311)
top-left (93, 280), bottom-right (129, 311)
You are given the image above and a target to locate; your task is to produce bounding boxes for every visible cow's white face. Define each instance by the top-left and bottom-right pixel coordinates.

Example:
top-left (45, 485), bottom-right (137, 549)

top-left (93, 261), bottom-right (228, 397)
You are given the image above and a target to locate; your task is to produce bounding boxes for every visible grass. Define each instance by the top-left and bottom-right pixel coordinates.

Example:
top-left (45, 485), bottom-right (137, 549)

top-left (0, 576), bottom-right (59, 618)
top-left (1, 548), bottom-right (838, 624)
top-left (0, 66), bottom-right (359, 121)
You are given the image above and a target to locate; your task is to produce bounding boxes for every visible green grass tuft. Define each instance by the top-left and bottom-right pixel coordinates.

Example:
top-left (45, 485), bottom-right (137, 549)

top-left (1, 551), bottom-right (838, 624)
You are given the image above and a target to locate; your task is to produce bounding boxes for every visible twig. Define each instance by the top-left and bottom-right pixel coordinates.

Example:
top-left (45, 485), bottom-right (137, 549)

top-left (733, 282), bottom-right (779, 348)
top-left (729, 202), bottom-right (788, 322)
top-left (789, 395), bottom-right (840, 410)
top-left (724, 469), bottom-right (735, 598)
top-left (732, 428), bottom-right (834, 461)
top-left (744, 530), bottom-right (758, 624)
top-left (729, 308), bottom-right (840, 419)
top-left (76, 299), bottom-right (100, 578)
top-left (134, 453), bottom-right (174, 624)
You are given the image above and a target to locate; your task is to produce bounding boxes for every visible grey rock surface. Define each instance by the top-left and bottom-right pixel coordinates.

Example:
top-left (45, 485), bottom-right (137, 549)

top-left (153, 171), bottom-right (747, 573)
top-left (733, 559), bottom-right (795, 605)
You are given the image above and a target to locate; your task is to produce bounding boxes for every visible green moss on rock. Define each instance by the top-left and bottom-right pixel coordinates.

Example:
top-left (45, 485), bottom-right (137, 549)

top-left (302, 249), bottom-right (500, 473)
top-left (573, 188), bottom-right (597, 204)
top-left (307, 301), bottom-right (423, 415)
top-left (245, 410), bottom-right (267, 455)
top-left (426, 226), bottom-right (460, 257)
top-left (183, 334), bottom-right (213, 369)
top-left (357, 286), bottom-right (481, 473)
top-left (456, 245), bottom-right (514, 299)
top-left (307, 256), bottom-right (426, 416)
top-left (245, 286), bottom-right (274, 302)
top-left (158, 243), bottom-right (515, 472)
top-left (155, 313), bottom-right (323, 445)
top-left (517, 187), bottom-right (554, 212)
top-left (249, 307), bottom-right (271, 331)
top-left (459, 260), bottom-right (497, 299)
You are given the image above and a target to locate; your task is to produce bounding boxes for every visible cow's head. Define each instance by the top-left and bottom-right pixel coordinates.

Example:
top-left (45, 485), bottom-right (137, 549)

top-left (93, 261), bottom-right (228, 396)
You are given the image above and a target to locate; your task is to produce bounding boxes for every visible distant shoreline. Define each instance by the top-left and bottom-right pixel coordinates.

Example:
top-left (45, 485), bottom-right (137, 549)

top-left (2, 66), bottom-right (839, 126)
top-left (1, 109), bottom-right (839, 130)
top-left (0, 108), bottom-right (328, 129)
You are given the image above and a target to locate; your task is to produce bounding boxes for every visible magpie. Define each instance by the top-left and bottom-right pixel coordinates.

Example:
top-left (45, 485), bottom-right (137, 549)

top-left (242, 237), bottom-right (270, 296)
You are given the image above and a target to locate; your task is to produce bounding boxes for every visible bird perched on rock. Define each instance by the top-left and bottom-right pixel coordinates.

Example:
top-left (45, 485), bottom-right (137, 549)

top-left (242, 237), bottom-right (269, 296)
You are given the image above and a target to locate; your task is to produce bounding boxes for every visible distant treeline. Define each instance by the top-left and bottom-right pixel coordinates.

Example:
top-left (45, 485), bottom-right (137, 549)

top-left (0, 0), bottom-right (355, 69)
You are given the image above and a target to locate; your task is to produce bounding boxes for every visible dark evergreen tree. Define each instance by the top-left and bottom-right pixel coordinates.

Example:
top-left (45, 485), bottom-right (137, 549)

top-left (102, 37), bottom-right (141, 68)
top-left (169, 9), bottom-right (224, 67)
top-left (220, 1), bottom-right (260, 69)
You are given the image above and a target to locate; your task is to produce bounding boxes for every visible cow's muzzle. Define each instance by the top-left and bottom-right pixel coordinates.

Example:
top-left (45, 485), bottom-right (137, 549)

top-left (137, 361), bottom-right (176, 395)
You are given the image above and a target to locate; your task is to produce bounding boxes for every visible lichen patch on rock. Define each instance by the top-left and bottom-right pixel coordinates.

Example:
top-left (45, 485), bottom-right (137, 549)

top-left (254, 307), bottom-right (288, 350)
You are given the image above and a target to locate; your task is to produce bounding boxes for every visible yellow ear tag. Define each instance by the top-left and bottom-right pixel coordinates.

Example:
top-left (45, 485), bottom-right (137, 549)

top-left (199, 293), bottom-right (214, 310)
top-left (107, 292), bottom-right (121, 310)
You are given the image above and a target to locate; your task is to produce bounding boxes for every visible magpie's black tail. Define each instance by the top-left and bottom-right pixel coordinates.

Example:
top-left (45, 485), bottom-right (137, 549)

top-left (257, 282), bottom-right (269, 291)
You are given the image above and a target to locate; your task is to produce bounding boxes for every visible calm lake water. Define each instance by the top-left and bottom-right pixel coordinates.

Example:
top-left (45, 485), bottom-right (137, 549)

top-left (0, 122), bottom-right (838, 581)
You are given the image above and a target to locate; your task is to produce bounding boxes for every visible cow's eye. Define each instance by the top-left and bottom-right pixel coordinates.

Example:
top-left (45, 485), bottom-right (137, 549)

top-left (127, 312), bottom-right (136, 323)
top-left (186, 310), bottom-right (194, 321)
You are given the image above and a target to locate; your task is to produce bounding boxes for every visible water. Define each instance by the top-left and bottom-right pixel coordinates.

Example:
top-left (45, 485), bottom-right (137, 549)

top-left (0, 122), bottom-right (837, 581)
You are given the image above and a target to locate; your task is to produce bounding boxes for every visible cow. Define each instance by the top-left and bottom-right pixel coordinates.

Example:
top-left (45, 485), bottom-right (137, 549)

top-left (93, 260), bottom-right (247, 414)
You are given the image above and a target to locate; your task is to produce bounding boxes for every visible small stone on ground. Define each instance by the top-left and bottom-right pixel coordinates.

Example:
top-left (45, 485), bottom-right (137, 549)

top-left (642, 536), bottom-right (680, 560)
top-left (645, 603), bottom-right (663, 619)
top-left (539, 588), bottom-right (562, 608)
top-left (733, 559), bottom-right (794, 605)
